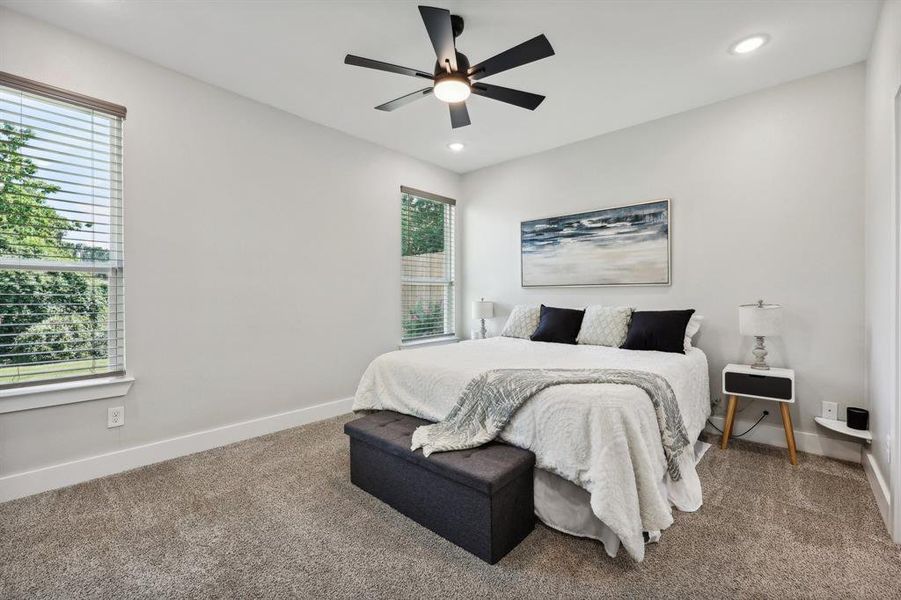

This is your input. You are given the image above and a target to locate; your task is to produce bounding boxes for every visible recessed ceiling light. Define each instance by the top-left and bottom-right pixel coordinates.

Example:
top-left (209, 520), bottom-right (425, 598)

top-left (447, 142), bottom-right (465, 152)
top-left (730, 34), bottom-right (770, 55)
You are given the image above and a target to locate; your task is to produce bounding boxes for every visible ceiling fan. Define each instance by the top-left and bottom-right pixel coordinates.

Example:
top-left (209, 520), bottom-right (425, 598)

top-left (344, 5), bottom-right (555, 129)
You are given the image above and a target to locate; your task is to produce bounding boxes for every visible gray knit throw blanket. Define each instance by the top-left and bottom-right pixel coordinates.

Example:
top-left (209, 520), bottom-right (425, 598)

top-left (410, 368), bottom-right (690, 481)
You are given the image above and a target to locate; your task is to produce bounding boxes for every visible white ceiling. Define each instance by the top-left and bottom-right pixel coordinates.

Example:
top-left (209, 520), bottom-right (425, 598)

top-left (2, 0), bottom-right (880, 173)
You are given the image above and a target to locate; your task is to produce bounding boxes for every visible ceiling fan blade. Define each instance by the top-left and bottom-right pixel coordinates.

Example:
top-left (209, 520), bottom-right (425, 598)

top-left (344, 55), bottom-right (433, 80)
top-left (468, 34), bottom-right (555, 81)
top-left (471, 83), bottom-right (545, 110)
top-left (419, 6), bottom-right (458, 72)
top-left (375, 88), bottom-right (434, 111)
top-left (449, 102), bottom-right (470, 128)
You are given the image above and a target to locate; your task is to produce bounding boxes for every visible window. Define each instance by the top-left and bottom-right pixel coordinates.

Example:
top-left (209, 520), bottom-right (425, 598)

top-left (0, 72), bottom-right (126, 388)
top-left (401, 186), bottom-right (455, 343)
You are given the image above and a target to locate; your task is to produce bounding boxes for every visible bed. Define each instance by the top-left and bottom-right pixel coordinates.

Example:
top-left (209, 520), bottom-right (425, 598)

top-left (352, 336), bottom-right (711, 561)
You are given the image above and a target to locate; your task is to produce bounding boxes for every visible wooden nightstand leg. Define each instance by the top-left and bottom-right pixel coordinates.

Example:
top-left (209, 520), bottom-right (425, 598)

top-left (721, 395), bottom-right (738, 449)
top-left (779, 403), bottom-right (798, 465)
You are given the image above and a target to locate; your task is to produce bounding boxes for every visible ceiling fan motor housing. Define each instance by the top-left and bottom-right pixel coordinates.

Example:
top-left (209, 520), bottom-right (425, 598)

top-left (435, 51), bottom-right (470, 76)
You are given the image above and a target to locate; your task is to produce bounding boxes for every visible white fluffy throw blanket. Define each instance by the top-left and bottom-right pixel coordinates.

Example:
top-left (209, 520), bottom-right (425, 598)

top-left (410, 368), bottom-right (691, 483)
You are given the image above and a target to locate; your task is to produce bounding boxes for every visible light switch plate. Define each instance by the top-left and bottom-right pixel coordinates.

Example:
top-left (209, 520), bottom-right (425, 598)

top-left (822, 401), bottom-right (837, 420)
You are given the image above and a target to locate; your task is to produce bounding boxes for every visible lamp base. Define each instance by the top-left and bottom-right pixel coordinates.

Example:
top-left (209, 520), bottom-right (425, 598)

top-left (750, 336), bottom-right (770, 370)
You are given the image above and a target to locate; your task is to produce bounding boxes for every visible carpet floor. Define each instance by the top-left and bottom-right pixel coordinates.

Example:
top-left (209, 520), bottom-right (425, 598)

top-left (1, 414), bottom-right (899, 599)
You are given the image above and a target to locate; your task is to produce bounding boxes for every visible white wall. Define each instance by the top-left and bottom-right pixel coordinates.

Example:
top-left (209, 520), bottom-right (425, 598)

top-left (864, 0), bottom-right (901, 540)
top-left (462, 65), bottom-right (865, 447)
top-left (0, 9), bottom-right (460, 480)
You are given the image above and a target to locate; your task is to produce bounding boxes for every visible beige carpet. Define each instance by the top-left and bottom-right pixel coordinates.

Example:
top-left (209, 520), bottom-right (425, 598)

top-left (1, 414), bottom-right (898, 599)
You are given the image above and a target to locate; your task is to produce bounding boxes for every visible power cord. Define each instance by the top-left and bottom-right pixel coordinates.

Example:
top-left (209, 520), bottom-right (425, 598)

top-left (707, 410), bottom-right (769, 438)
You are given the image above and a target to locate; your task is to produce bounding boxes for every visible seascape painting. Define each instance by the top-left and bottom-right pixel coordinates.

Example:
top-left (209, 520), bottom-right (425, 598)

top-left (520, 199), bottom-right (670, 287)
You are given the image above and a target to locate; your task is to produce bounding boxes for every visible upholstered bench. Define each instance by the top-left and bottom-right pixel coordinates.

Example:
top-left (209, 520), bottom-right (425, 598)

top-left (344, 410), bottom-right (536, 564)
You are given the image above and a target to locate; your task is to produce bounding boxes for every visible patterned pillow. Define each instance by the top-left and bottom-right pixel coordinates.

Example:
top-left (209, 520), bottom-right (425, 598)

top-left (500, 305), bottom-right (541, 339)
top-left (576, 305), bottom-right (633, 347)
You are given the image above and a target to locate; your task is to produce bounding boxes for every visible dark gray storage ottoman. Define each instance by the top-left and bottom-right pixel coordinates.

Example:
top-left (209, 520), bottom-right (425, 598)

top-left (344, 410), bottom-right (536, 564)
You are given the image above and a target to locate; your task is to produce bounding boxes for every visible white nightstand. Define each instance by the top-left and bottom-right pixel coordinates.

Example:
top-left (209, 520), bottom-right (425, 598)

top-left (721, 364), bottom-right (797, 465)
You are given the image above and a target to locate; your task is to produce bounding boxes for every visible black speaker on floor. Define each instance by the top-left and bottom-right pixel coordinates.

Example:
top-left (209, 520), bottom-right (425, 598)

top-left (847, 407), bottom-right (869, 431)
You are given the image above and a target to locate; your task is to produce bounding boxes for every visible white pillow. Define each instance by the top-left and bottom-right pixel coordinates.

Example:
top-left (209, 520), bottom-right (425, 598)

top-left (684, 314), bottom-right (704, 351)
top-left (576, 305), bottom-right (633, 347)
top-left (500, 305), bottom-right (540, 339)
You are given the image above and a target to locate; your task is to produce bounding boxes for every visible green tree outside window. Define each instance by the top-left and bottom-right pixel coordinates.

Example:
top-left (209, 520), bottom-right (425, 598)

top-left (0, 123), bottom-right (109, 369)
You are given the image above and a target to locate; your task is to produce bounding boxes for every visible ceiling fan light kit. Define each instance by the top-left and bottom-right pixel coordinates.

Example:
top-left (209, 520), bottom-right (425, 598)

top-left (433, 73), bottom-right (471, 103)
top-left (344, 5), bottom-right (555, 129)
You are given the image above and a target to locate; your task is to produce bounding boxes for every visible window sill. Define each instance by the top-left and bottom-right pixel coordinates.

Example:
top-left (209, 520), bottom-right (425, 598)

top-left (398, 335), bottom-right (459, 350)
top-left (0, 375), bottom-right (135, 414)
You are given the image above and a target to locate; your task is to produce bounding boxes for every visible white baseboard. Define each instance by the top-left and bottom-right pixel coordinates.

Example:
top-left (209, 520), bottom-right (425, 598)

top-left (706, 415), bottom-right (863, 463)
top-left (862, 448), bottom-right (892, 533)
top-left (0, 396), bottom-right (354, 504)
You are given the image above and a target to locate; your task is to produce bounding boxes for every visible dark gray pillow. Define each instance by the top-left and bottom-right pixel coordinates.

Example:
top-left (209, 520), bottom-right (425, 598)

top-left (530, 305), bottom-right (585, 345)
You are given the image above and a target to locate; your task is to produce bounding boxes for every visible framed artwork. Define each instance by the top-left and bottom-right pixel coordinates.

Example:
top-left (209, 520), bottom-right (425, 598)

top-left (520, 198), bottom-right (671, 287)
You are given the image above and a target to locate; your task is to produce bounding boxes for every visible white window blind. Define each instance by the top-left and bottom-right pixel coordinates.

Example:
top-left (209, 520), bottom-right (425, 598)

top-left (0, 73), bottom-right (126, 388)
top-left (401, 186), bottom-right (455, 343)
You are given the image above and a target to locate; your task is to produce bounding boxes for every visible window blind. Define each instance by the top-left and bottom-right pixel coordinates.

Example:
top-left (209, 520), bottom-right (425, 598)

top-left (0, 73), bottom-right (125, 388)
top-left (400, 186), bottom-right (455, 343)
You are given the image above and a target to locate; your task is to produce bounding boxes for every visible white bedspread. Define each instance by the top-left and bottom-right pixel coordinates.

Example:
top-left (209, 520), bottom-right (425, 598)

top-left (352, 337), bottom-right (710, 561)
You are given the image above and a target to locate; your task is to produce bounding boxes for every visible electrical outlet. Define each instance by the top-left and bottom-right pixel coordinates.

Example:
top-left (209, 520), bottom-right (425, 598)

top-left (107, 406), bottom-right (124, 428)
top-left (822, 401), bottom-right (837, 420)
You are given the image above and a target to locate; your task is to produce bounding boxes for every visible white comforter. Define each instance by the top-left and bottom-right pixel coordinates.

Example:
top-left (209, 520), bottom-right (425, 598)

top-left (352, 337), bottom-right (711, 561)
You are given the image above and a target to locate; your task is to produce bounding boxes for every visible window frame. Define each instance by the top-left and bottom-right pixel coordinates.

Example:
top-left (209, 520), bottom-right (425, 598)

top-left (400, 186), bottom-right (456, 345)
top-left (0, 72), bottom-right (127, 393)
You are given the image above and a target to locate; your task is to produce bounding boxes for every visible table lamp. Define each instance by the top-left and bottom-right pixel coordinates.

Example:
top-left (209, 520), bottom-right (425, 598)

top-left (472, 298), bottom-right (494, 339)
top-left (739, 299), bottom-right (783, 370)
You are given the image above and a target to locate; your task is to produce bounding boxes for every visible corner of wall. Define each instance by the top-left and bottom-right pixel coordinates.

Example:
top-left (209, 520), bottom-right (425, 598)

top-left (863, 447), bottom-right (892, 532)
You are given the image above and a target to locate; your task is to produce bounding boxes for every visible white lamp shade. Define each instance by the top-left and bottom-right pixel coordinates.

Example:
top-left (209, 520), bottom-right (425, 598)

top-left (739, 303), bottom-right (783, 336)
top-left (472, 300), bottom-right (494, 320)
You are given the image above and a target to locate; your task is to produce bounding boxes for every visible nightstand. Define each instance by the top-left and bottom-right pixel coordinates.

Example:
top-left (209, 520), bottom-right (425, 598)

top-left (721, 364), bottom-right (797, 464)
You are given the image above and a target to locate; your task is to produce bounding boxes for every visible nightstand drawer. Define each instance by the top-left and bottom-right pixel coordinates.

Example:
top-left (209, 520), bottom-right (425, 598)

top-left (724, 371), bottom-right (792, 400)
